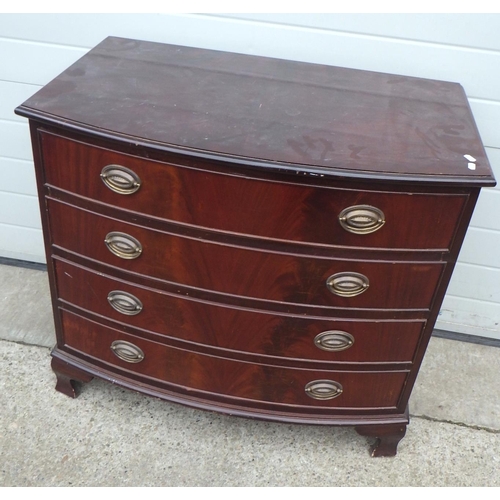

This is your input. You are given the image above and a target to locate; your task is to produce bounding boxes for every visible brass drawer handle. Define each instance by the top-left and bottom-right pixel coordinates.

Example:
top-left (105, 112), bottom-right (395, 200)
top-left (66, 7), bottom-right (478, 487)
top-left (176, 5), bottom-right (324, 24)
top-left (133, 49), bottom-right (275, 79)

top-left (314, 330), bottom-right (354, 351)
top-left (305, 380), bottom-right (343, 400)
top-left (107, 291), bottom-right (143, 316)
top-left (110, 340), bottom-right (145, 363)
top-left (104, 232), bottom-right (142, 260)
top-left (326, 272), bottom-right (369, 297)
top-left (100, 164), bottom-right (141, 195)
top-left (339, 205), bottom-right (385, 234)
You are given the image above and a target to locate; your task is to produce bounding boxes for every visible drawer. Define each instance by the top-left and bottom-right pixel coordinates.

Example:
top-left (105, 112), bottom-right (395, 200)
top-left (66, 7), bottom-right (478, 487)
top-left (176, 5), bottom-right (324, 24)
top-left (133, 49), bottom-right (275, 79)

top-left (48, 199), bottom-right (445, 310)
top-left (60, 309), bottom-right (408, 409)
top-left (40, 131), bottom-right (467, 250)
top-left (54, 258), bottom-right (425, 363)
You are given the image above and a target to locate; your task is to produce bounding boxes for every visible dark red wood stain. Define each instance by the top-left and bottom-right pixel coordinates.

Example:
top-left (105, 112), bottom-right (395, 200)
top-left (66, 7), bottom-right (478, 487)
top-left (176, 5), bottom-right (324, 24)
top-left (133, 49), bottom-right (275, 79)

top-left (54, 258), bottom-right (425, 364)
top-left (60, 309), bottom-right (408, 410)
top-left (15, 36), bottom-right (495, 456)
top-left (48, 199), bottom-right (445, 309)
top-left (40, 130), bottom-right (468, 250)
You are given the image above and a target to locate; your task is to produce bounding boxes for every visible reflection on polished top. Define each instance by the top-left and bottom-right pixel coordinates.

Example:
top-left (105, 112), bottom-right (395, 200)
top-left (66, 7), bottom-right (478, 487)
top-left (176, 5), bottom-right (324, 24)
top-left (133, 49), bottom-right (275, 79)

top-left (17, 36), bottom-right (495, 184)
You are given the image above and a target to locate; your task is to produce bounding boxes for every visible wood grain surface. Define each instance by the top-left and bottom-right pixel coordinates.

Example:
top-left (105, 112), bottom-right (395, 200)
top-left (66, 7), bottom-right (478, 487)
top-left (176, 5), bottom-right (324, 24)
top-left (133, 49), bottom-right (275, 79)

top-left (17, 37), bottom-right (495, 184)
top-left (47, 198), bottom-right (445, 309)
top-left (40, 130), bottom-right (469, 250)
top-left (54, 258), bottom-right (425, 365)
top-left (60, 308), bottom-right (408, 410)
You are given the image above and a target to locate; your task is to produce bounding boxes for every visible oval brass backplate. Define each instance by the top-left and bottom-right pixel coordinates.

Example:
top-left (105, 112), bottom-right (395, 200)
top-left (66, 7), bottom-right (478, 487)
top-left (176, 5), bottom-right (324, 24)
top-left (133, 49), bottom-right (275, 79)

top-left (104, 232), bottom-right (143, 260)
top-left (305, 380), bottom-right (343, 400)
top-left (338, 205), bottom-right (385, 234)
top-left (326, 272), bottom-right (369, 297)
top-left (107, 290), bottom-right (143, 316)
top-left (314, 330), bottom-right (354, 352)
top-left (110, 340), bottom-right (145, 363)
top-left (100, 164), bottom-right (141, 195)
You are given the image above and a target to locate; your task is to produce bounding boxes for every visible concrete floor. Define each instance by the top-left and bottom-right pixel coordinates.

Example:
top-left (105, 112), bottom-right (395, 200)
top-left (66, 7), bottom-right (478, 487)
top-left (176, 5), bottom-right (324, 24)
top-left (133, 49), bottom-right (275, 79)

top-left (1, 263), bottom-right (499, 486)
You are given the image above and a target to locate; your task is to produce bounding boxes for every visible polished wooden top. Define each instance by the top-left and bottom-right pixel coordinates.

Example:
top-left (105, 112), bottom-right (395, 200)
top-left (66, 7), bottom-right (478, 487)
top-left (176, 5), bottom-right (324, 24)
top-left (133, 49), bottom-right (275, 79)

top-left (16, 36), bottom-right (495, 185)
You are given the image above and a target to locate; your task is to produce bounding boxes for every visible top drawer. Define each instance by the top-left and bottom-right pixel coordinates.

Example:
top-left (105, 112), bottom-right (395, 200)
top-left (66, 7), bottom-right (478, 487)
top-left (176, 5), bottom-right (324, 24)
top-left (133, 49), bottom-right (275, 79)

top-left (40, 131), bottom-right (468, 250)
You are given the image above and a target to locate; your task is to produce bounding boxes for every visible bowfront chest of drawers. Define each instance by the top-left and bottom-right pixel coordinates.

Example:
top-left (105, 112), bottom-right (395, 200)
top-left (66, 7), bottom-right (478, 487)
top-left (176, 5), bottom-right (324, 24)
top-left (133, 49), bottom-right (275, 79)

top-left (16, 37), bottom-right (495, 456)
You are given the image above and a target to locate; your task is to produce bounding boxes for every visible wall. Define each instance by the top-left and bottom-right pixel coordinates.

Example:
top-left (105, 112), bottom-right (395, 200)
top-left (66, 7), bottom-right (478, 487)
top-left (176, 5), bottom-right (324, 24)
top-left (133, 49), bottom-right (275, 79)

top-left (1, 13), bottom-right (499, 338)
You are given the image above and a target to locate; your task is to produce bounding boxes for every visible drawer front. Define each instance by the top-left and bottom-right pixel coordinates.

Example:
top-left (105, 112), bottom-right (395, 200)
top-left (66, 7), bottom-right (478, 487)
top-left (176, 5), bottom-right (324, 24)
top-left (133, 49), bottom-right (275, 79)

top-left (60, 309), bottom-right (408, 409)
top-left (41, 131), bottom-right (467, 250)
top-left (54, 259), bottom-right (425, 363)
top-left (48, 200), bottom-right (445, 310)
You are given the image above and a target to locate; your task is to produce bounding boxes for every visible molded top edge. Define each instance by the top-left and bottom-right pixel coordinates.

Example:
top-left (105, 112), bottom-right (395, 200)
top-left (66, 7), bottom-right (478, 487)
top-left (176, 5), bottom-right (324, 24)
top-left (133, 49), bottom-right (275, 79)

top-left (15, 36), bottom-right (496, 187)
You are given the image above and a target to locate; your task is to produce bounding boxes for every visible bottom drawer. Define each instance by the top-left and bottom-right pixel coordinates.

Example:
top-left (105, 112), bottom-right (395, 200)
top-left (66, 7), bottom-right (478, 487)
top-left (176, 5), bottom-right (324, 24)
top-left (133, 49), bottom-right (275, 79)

top-left (60, 309), bottom-right (408, 410)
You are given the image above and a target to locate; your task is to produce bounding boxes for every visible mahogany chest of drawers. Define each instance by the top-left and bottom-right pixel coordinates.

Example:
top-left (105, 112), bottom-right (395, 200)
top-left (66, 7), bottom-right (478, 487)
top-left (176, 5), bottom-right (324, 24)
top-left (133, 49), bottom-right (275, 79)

top-left (16, 37), bottom-right (495, 456)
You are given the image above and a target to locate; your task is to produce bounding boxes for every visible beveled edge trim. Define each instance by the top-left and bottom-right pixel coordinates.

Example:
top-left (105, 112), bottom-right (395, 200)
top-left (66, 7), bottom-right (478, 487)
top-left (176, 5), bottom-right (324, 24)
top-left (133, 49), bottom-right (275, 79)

top-left (58, 300), bottom-right (416, 372)
top-left (52, 248), bottom-right (432, 320)
top-left (19, 114), bottom-right (496, 187)
top-left (51, 347), bottom-right (410, 422)
top-left (46, 190), bottom-right (454, 260)
top-left (51, 250), bottom-right (432, 319)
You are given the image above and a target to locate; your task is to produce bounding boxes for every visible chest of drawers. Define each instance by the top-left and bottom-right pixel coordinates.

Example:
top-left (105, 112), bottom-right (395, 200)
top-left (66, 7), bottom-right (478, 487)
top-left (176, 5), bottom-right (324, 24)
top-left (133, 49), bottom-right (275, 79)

top-left (16, 37), bottom-right (495, 456)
